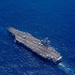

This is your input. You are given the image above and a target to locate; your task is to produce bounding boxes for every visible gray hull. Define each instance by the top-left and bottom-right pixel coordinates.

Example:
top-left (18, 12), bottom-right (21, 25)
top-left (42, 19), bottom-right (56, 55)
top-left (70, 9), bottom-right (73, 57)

top-left (7, 27), bottom-right (62, 64)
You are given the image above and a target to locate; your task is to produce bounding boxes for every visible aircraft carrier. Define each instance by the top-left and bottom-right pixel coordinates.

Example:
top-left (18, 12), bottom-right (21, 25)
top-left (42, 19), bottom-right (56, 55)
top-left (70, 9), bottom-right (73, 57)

top-left (7, 27), bottom-right (62, 64)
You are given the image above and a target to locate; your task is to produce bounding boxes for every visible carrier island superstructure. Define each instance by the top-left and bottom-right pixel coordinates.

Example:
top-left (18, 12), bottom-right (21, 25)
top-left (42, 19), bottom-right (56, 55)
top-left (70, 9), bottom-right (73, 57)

top-left (7, 27), bottom-right (62, 64)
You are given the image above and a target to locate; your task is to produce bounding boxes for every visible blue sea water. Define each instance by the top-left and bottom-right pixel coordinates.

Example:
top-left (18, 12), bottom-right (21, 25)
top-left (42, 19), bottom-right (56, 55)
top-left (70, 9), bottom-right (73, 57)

top-left (0, 0), bottom-right (75, 75)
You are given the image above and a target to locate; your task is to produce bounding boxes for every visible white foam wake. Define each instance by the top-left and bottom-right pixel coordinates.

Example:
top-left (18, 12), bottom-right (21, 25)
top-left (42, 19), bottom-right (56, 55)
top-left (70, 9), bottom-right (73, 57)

top-left (58, 63), bottom-right (75, 75)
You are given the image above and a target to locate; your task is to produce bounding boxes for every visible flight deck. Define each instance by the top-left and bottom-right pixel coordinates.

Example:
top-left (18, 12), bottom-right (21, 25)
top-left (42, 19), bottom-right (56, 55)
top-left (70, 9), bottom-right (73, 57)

top-left (7, 27), bottom-right (62, 64)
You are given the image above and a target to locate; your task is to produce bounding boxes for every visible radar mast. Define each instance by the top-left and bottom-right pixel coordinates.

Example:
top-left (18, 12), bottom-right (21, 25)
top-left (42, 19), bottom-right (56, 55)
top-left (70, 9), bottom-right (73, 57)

top-left (41, 37), bottom-right (50, 47)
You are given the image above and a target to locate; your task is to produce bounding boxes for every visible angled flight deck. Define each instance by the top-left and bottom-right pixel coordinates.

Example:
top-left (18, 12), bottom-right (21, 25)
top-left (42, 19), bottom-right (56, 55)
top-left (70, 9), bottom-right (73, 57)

top-left (7, 27), bottom-right (62, 64)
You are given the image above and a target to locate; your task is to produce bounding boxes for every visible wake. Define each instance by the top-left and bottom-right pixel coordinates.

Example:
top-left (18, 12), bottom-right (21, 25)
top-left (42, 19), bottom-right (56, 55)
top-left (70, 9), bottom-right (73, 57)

top-left (0, 26), bottom-right (75, 75)
top-left (58, 62), bottom-right (75, 75)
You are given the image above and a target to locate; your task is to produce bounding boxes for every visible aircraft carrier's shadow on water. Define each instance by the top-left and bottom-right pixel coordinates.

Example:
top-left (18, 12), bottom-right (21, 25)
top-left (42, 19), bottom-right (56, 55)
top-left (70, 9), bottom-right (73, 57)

top-left (13, 38), bottom-right (59, 66)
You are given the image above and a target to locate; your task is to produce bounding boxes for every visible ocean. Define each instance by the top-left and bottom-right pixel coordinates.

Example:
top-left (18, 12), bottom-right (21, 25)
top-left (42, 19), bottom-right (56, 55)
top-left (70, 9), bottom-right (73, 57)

top-left (0, 0), bottom-right (75, 75)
